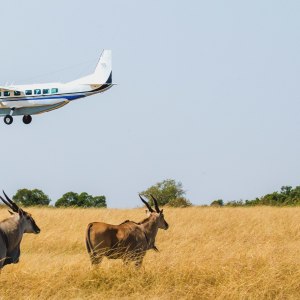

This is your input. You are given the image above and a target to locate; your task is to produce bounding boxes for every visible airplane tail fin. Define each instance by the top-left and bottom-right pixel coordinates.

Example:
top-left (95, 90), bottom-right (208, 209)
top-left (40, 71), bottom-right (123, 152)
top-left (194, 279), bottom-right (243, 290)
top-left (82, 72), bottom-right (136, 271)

top-left (68, 50), bottom-right (112, 85)
top-left (94, 50), bottom-right (112, 84)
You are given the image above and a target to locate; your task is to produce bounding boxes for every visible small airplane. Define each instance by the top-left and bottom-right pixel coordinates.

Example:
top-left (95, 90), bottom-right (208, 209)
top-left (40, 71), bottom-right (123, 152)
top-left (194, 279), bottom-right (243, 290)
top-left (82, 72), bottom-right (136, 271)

top-left (0, 50), bottom-right (113, 125)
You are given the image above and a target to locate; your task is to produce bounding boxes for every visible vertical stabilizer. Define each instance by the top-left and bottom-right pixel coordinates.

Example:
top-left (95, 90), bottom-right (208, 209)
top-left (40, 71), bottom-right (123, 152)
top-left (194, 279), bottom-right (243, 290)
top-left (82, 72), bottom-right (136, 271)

top-left (94, 50), bottom-right (112, 84)
top-left (68, 50), bottom-right (112, 85)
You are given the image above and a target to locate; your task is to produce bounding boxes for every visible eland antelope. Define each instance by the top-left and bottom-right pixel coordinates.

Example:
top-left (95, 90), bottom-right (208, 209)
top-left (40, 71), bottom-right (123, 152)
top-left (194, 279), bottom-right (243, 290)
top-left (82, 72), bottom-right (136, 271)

top-left (85, 194), bottom-right (169, 267)
top-left (0, 191), bottom-right (40, 269)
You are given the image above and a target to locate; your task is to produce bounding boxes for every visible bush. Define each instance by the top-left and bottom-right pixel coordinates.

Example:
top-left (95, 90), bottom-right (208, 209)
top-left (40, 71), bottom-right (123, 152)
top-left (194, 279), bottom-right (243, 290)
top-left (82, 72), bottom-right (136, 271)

top-left (210, 199), bottom-right (223, 207)
top-left (167, 197), bottom-right (192, 207)
top-left (225, 200), bottom-right (244, 207)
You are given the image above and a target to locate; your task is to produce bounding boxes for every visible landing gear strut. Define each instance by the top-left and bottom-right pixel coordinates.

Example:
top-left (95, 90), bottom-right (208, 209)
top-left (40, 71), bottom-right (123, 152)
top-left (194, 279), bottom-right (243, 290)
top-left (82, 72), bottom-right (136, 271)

top-left (23, 115), bottom-right (32, 125)
top-left (4, 115), bottom-right (13, 125)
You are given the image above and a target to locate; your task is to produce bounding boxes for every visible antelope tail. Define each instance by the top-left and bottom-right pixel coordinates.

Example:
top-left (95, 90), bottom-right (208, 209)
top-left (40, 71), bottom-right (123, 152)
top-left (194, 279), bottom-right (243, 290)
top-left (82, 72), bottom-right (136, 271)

top-left (85, 223), bottom-right (95, 257)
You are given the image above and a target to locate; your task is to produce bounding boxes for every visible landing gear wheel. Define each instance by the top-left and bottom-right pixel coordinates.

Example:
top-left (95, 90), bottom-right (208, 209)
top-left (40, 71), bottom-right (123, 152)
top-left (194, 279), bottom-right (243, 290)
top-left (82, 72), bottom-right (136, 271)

top-left (4, 115), bottom-right (13, 125)
top-left (23, 115), bottom-right (32, 124)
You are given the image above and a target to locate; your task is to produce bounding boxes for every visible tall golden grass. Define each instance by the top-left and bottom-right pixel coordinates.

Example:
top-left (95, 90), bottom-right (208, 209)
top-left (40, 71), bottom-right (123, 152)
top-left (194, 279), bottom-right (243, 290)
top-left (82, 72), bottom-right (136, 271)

top-left (0, 206), bottom-right (300, 299)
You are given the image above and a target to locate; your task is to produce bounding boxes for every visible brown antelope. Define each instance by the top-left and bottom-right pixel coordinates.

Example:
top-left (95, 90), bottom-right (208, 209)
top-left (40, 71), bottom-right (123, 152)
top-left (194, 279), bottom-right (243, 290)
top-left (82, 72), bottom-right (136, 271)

top-left (0, 191), bottom-right (40, 269)
top-left (85, 194), bottom-right (169, 267)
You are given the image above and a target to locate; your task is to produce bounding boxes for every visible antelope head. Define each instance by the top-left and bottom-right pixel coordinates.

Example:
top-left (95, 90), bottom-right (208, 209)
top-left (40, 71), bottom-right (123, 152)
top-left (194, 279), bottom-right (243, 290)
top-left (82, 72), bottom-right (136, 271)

top-left (139, 194), bottom-right (169, 230)
top-left (0, 191), bottom-right (40, 234)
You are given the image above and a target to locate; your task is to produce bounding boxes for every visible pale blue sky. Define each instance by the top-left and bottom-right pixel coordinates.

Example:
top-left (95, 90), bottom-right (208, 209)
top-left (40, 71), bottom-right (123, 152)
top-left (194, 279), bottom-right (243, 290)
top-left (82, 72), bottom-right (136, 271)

top-left (1, 1), bottom-right (300, 207)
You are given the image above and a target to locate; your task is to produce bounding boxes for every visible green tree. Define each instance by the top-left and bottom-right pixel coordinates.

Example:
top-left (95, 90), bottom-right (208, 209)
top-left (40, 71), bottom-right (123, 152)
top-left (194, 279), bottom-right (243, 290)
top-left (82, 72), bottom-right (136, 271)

top-left (90, 196), bottom-right (107, 207)
top-left (77, 192), bottom-right (93, 207)
top-left (13, 189), bottom-right (51, 206)
top-left (55, 192), bottom-right (106, 208)
top-left (260, 192), bottom-right (285, 206)
top-left (210, 199), bottom-right (223, 207)
top-left (285, 186), bottom-right (300, 205)
top-left (281, 186), bottom-right (292, 196)
top-left (55, 192), bottom-right (78, 207)
top-left (140, 179), bottom-right (187, 206)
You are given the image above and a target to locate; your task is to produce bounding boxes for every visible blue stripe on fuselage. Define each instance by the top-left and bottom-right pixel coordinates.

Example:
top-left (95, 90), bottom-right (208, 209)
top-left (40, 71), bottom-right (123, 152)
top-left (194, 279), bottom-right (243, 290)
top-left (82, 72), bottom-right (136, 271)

top-left (0, 93), bottom-right (87, 102)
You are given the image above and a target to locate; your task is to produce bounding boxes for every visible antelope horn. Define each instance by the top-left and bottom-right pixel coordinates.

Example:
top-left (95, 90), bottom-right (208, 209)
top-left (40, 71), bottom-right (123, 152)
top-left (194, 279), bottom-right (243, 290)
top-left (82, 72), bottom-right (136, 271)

top-left (0, 195), bottom-right (14, 210)
top-left (150, 194), bottom-right (160, 213)
top-left (2, 190), bottom-right (19, 212)
top-left (139, 194), bottom-right (154, 212)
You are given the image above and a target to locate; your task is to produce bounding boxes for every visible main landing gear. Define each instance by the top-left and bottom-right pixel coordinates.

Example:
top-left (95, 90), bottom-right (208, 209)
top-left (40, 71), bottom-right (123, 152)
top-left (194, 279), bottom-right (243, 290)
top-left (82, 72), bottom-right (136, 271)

top-left (22, 115), bottom-right (32, 125)
top-left (3, 114), bottom-right (32, 125)
top-left (4, 115), bottom-right (13, 125)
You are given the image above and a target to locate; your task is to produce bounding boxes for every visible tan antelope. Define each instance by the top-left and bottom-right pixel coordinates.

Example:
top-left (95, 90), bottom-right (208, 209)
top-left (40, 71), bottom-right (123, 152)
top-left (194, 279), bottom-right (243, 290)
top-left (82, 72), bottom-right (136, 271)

top-left (0, 191), bottom-right (40, 269)
top-left (85, 194), bottom-right (169, 267)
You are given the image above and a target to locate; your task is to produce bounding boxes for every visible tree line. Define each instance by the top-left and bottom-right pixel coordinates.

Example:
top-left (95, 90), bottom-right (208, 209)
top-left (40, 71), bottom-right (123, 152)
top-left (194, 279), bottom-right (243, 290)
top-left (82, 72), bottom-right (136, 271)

top-left (9, 189), bottom-right (107, 208)
top-left (211, 186), bottom-right (300, 207)
top-left (5, 183), bottom-right (300, 208)
top-left (1, 179), bottom-right (192, 208)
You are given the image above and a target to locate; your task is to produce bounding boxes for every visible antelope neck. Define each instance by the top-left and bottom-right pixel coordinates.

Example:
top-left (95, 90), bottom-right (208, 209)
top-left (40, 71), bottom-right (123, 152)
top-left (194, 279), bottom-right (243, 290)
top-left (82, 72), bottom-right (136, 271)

top-left (140, 215), bottom-right (159, 246)
top-left (4, 217), bottom-right (24, 251)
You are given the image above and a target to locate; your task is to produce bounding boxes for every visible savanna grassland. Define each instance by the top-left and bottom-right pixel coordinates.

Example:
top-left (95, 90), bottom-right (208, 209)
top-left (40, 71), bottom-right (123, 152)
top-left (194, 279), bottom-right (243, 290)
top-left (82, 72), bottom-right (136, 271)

top-left (0, 206), bottom-right (300, 299)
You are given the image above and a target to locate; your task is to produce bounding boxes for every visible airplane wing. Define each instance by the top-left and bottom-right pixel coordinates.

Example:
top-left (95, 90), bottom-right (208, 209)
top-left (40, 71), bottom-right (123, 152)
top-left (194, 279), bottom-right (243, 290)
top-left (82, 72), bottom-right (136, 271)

top-left (0, 102), bottom-right (69, 116)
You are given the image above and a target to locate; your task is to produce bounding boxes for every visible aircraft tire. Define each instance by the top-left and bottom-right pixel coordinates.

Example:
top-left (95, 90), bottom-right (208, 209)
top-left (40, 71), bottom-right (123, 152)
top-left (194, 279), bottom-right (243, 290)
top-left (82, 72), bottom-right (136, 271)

top-left (23, 115), bottom-right (32, 124)
top-left (4, 115), bottom-right (13, 125)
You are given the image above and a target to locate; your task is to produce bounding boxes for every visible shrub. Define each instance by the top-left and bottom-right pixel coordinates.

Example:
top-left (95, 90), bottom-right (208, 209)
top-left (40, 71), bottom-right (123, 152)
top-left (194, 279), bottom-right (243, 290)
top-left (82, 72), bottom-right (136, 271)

top-left (167, 197), bottom-right (192, 207)
top-left (210, 199), bottom-right (223, 207)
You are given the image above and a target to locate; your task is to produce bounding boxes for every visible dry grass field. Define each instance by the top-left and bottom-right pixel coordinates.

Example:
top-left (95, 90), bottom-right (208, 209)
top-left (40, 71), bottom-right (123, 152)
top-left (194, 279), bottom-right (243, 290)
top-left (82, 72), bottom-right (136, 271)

top-left (0, 206), bottom-right (300, 299)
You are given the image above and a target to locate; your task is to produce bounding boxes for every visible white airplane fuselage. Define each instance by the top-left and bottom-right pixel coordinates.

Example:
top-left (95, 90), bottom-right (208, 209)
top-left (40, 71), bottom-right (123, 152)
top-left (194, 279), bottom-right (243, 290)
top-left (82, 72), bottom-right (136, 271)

top-left (0, 50), bottom-right (113, 124)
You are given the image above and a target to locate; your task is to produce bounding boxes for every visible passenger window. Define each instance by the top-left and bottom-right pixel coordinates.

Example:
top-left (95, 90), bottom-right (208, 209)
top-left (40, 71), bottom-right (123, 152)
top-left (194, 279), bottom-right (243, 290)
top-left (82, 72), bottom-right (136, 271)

top-left (14, 91), bottom-right (21, 96)
top-left (4, 91), bottom-right (10, 97)
top-left (43, 89), bottom-right (50, 94)
top-left (34, 89), bottom-right (41, 95)
top-left (51, 88), bottom-right (58, 94)
top-left (0, 92), bottom-right (2, 96)
top-left (25, 90), bottom-right (32, 95)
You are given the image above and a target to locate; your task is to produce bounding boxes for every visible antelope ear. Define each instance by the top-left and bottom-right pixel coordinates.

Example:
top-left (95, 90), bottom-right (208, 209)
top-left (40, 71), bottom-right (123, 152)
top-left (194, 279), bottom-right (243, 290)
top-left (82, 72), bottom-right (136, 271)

top-left (145, 209), bottom-right (151, 216)
top-left (8, 210), bottom-right (13, 215)
top-left (18, 209), bottom-right (24, 217)
top-left (160, 209), bottom-right (164, 214)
